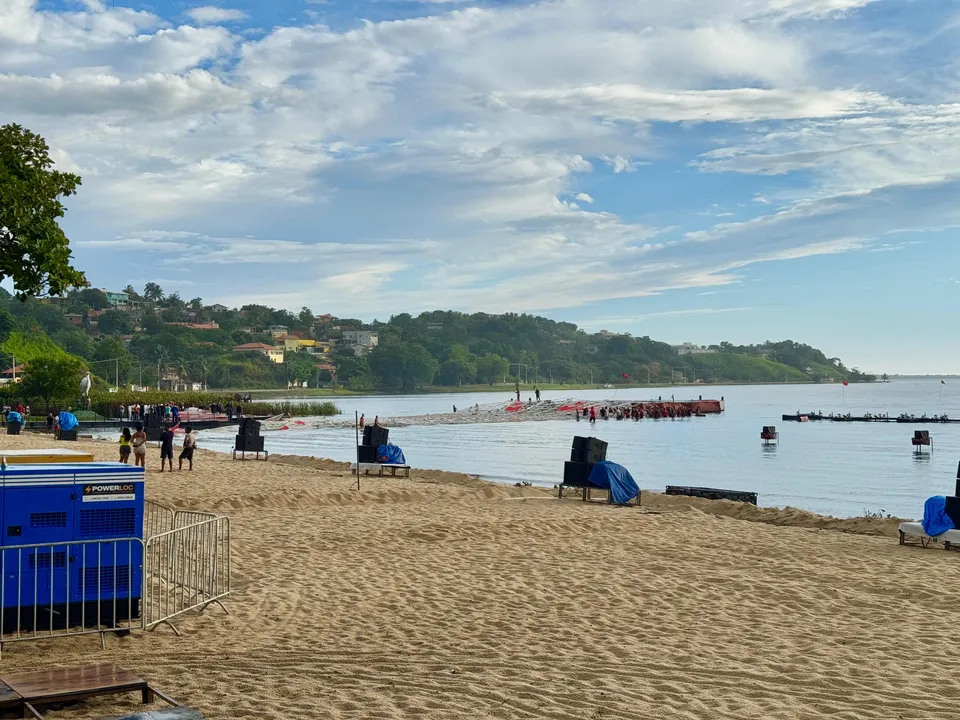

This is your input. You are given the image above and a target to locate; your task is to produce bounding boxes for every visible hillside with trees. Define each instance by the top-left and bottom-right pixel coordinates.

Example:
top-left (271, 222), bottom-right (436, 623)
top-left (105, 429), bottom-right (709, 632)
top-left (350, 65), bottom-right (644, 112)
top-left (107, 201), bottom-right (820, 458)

top-left (0, 287), bottom-right (875, 394)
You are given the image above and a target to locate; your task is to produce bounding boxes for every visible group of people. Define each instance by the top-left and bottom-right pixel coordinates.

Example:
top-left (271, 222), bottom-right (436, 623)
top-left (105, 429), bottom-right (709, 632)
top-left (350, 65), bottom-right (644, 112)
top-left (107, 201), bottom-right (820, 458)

top-left (118, 423), bottom-right (198, 471)
top-left (1, 404), bottom-right (30, 422)
top-left (579, 402), bottom-right (704, 423)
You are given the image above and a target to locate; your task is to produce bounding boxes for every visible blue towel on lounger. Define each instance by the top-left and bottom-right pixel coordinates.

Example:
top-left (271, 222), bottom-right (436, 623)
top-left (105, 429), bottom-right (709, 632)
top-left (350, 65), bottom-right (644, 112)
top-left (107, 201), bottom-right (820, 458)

top-left (922, 496), bottom-right (953, 537)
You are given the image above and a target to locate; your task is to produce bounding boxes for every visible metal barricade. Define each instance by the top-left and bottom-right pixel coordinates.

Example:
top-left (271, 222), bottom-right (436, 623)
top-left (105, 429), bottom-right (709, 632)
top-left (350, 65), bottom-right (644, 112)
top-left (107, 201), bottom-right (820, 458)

top-left (145, 499), bottom-right (175, 539)
top-left (143, 517), bottom-right (231, 635)
top-left (173, 510), bottom-right (217, 529)
top-left (0, 538), bottom-right (145, 657)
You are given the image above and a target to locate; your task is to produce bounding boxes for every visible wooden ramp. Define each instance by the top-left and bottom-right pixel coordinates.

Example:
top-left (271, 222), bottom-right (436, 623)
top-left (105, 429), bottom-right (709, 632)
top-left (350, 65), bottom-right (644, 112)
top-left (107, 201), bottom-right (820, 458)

top-left (0, 664), bottom-right (180, 718)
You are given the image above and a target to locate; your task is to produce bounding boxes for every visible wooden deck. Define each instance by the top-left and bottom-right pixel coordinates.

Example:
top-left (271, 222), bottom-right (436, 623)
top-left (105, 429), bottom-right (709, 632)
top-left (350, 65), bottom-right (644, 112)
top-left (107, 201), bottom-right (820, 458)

top-left (0, 663), bottom-right (179, 718)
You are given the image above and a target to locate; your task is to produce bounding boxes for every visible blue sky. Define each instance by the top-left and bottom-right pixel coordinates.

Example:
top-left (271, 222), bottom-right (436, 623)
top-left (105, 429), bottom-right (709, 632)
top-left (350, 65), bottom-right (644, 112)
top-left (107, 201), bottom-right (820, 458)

top-left (2, 0), bottom-right (959, 374)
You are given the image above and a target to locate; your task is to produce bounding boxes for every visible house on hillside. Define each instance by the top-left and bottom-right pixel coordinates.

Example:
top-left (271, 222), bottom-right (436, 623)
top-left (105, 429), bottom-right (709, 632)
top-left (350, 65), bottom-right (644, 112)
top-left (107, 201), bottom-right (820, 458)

top-left (232, 343), bottom-right (285, 364)
top-left (314, 314), bottom-right (335, 325)
top-left (672, 342), bottom-right (717, 356)
top-left (0, 365), bottom-right (24, 385)
top-left (168, 321), bottom-right (220, 330)
top-left (208, 304), bottom-right (230, 313)
top-left (277, 335), bottom-right (301, 352)
top-left (305, 341), bottom-right (333, 358)
top-left (65, 313), bottom-right (83, 327)
top-left (267, 325), bottom-right (288, 337)
top-left (342, 330), bottom-right (378, 348)
top-left (104, 291), bottom-right (129, 309)
top-left (86, 308), bottom-right (105, 328)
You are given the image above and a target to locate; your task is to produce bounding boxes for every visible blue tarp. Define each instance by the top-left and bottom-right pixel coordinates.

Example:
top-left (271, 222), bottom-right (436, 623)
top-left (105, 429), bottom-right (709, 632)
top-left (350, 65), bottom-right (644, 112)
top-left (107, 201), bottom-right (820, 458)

top-left (588, 461), bottom-right (640, 504)
top-left (58, 411), bottom-right (79, 431)
top-left (922, 495), bottom-right (954, 537)
top-left (5, 412), bottom-right (21, 424)
top-left (378, 444), bottom-right (406, 465)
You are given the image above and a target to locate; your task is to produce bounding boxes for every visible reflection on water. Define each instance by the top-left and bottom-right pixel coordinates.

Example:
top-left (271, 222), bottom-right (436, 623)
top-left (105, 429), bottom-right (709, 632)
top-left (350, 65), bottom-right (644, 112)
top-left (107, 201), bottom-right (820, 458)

top-left (193, 380), bottom-right (958, 519)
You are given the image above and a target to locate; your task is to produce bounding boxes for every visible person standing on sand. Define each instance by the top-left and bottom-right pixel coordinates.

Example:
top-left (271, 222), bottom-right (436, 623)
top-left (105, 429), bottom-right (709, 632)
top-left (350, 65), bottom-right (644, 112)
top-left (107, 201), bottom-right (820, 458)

top-left (179, 426), bottom-right (197, 471)
top-left (159, 424), bottom-right (174, 472)
top-left (453, 405), bottom-right (457, 413)
top-left (131, 423), bottom-right (147, 468)
top-left (535, 387), bottom-right (540, 401)
top-left (359, 414), bottom-right (365, 429)
top-left (374, 416), bottom-right (380, 427)
top-left (119, 427), bottom-right (132, 464)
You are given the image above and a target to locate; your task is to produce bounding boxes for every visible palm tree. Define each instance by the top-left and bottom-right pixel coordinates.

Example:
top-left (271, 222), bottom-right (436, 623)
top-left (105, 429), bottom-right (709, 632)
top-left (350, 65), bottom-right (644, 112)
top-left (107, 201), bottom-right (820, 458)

top-left (143, 283), bottom-right (164, 303)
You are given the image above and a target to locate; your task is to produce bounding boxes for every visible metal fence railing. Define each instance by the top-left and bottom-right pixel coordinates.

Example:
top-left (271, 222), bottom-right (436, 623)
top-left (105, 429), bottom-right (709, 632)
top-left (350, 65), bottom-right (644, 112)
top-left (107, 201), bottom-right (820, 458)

top-left (145, 500), bottom-right (175, 539)
top-left (0, 538), bottom-right (144, 658)
top-left (143, 517), bottom-right (231, 636)
top-left (0, 510), bottom-right (231, 655)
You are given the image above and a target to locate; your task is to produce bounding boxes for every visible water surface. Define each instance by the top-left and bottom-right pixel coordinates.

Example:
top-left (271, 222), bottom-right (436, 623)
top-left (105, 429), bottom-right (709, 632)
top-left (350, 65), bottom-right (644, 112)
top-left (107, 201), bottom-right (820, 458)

top-left (198, 380), bottom-right (959, 518)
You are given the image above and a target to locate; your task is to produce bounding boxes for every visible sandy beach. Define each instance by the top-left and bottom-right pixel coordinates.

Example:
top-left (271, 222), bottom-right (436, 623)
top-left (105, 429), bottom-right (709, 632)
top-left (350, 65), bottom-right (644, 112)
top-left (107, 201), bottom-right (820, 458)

top-left (0, 432), bottom-right (956, 719)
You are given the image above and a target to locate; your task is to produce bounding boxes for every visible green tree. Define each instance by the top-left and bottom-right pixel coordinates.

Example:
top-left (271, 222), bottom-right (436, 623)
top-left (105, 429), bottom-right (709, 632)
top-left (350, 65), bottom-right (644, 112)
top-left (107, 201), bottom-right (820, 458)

top-left (143, 283), bottom-right (164, 303)
top-left (0, 307), bottom-right (16, 345)
top-left (368, 342), bottom-right (439, 392)
top-left (98, 309), bottom-right (135, 336)
top-left (438, 344), bottom-right (477, 386)
top-left (0, 124), bottom-right (87, 297)
top-left (476, 353), bottom-right (509, 384)
top-left (286, 354), bottom-right (316, 385)
top-left (20, 354), bottom-right (86, 410)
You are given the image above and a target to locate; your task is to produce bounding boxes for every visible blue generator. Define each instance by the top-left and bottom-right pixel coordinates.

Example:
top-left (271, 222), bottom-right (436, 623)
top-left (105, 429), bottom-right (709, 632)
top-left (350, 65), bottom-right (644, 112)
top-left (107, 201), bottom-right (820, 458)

top-left (0, 462), bottom-right (145, 632)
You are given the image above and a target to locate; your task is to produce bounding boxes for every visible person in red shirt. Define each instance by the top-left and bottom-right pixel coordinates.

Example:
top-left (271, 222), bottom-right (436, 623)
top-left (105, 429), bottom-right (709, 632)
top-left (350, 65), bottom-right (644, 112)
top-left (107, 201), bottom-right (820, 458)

top-left (589, 406), bottom-right (597, 423)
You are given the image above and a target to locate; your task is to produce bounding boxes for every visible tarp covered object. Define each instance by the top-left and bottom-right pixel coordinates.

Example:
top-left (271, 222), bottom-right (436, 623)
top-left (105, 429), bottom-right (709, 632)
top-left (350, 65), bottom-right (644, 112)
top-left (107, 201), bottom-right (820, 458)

top-left (58, 411), bottom-right (79, 431)
top-left (5, 411), bottom-right (21, 424)
top-left (922, 495), bottom-right (954, 537)
top-left (378, 444), bottom-right (406, 465)
top-left (587, 461), bottom-right (640, 504)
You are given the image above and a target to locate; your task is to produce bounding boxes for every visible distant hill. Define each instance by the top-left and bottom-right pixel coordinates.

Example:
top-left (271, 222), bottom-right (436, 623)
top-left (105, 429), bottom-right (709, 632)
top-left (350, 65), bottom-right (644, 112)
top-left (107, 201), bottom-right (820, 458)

top-left (0, 287), bottom-right (876, 391)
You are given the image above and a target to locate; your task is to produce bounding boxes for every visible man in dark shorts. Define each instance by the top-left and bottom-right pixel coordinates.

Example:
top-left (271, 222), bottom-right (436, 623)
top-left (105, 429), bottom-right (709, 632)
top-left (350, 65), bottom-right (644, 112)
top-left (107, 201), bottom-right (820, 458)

top-left (179, 426), bottom-right (197, 471)
top-left (159, 424), bottom-right (175, 472)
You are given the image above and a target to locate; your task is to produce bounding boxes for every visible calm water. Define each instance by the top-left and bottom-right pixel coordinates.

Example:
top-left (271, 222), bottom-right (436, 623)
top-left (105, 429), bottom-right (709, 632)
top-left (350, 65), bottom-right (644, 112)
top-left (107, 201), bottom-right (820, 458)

top-left (197, 380), bottom-right (959, 519)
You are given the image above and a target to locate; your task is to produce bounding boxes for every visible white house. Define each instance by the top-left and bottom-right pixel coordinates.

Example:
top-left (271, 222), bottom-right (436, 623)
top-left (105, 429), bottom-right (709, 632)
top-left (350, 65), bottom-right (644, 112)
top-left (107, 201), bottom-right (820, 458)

top-left (342, 330), bottom-right (378, 348)
top-left (672, 342), bottom-right (717, 356)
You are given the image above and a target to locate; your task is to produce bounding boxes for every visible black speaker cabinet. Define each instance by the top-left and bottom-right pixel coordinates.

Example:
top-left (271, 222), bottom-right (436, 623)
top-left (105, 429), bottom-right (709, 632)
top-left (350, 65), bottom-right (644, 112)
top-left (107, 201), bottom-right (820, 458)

top-left (235, 434), bottom-right (265, 452)
top-left (240, 418), bottom-right (262, 437)
top-left (945, 496), bottom-right (960, 528)
top-left (563, 461), bottom-right (595, 487)
top-left (357, 445), bottom-right (379, 463)
top-left (58, 429), bottom-right (78, 441)
top-left (146, 425), bottom-right (163, 442)
top-left (363, 426), bottom-right (389, 447)
top-left (571, 436), bottom-right (607, 464)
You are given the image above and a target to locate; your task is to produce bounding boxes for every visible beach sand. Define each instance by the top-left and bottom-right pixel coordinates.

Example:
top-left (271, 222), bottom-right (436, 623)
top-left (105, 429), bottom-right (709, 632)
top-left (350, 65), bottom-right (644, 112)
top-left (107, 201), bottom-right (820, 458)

top-left (0, 432), bottom-right (957, 719)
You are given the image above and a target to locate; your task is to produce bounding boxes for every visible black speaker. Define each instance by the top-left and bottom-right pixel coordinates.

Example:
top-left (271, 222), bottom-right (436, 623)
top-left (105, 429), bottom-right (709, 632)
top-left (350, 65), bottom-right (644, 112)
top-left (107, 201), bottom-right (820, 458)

top-left (146, 425), bottom-right (163, 442)
top-left (240, 418), bottom-right (261, 437)
top-left (6, 421), bottom-right (21, 436)
top-left (946, 496), bottom-right (960, 528)
top-left (357, 445), bottom-right (379, 463)
top-left (58, 429), bottom-right (78, 441)
top-left (363, 426), bottom-right (389, 447)
top-left (235, 434), bottom-right (265, 452)
top-left (571, 436), bottom-right (607, 463)
top-left (563, 461), bottom-right (594, 487)
top-left (145, 413), bottom-right (162, 428)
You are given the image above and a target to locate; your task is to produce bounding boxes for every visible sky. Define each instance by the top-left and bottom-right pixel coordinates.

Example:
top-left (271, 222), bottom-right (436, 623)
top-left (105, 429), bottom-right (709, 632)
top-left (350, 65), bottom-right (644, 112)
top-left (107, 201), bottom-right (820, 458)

top-left (1, 0), bottom-right (959, 374)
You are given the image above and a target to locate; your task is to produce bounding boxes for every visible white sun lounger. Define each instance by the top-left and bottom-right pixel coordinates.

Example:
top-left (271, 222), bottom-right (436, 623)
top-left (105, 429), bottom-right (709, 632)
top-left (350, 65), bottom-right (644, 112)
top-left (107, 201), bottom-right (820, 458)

top-left (898, 522), bottom-right (960, 550)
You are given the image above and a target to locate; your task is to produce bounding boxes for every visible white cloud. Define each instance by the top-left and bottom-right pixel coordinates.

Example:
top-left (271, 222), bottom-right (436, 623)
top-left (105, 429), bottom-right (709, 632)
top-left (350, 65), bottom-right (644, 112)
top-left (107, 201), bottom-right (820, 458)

top-left (1, 0), bottom-right (955, 321)
top-left (186, 6), bottom-right (248, 24)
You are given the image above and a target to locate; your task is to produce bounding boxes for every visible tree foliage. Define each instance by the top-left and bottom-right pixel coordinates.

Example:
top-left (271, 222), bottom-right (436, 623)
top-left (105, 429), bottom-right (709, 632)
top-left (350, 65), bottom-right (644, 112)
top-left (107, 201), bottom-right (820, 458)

top-left (20, 354), bottom-right (86, 410)
top-left (0, 124), bottom-right (87, 297)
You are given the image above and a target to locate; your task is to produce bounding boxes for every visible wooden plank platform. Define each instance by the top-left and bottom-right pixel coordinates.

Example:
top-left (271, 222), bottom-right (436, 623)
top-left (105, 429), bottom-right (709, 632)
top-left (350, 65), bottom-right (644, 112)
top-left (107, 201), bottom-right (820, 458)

top-left (0, 664), bottom-right (180, 718)
top-left (0, 680), bottom-right (21, 710)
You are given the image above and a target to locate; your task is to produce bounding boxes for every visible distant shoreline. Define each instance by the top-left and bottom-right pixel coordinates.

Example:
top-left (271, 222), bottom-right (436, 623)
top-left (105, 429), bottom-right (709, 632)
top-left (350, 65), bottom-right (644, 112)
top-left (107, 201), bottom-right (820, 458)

top-left (232, 379), bottom-right (881, 398)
